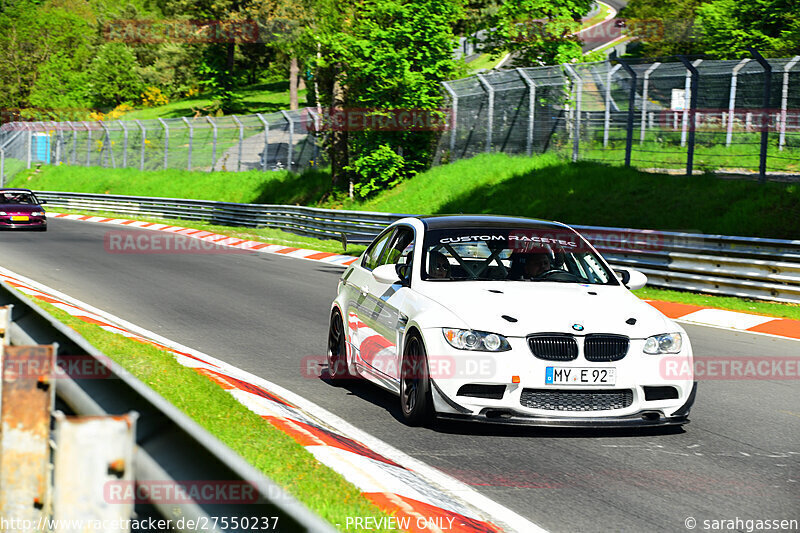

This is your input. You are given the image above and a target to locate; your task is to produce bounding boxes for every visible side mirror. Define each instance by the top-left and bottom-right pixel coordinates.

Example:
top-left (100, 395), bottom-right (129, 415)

top-left (39, 200), bottom-right (47, 205)
top-left (616, 268), bottom-right (647, 290)
top-left (372, 264), bottom-right (401, 285)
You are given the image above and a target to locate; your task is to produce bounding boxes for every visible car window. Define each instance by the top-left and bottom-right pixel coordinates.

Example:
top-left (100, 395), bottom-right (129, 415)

top-left (361, 229), bottom-right (394, 271)
top-left (379, 226), bottom-right (414, 267)
top-left (0, 192), bottom-right (35, 205)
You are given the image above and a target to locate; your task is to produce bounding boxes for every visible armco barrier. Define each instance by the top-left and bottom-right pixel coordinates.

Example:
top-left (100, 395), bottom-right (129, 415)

top-left (35, 190), bottom-right (800, 303)
top-left (0, 280), bottom-right (337, 533)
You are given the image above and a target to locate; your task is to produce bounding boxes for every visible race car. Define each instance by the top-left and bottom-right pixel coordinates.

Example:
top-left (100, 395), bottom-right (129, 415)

top-left (328, 215), bottom-right (696, 427)
top-left (0, 188), bottom-right (47, 231)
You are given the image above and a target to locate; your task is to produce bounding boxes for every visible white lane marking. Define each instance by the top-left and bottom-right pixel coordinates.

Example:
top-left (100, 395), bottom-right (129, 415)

top-left (680, 309), bottom-right (775, 330)
top-left (0, 266), bottom-right (544, 533)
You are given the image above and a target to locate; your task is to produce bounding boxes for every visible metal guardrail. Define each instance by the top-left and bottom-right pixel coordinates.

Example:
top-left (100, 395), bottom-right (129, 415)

top-left (0, 281), bottom-right (337, 533)
top-left (35, 190), bottom-right (800, 303)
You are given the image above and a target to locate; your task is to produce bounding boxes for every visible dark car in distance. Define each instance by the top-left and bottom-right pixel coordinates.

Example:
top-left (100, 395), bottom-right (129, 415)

top-left (0, 188), bottom-right (47, 231)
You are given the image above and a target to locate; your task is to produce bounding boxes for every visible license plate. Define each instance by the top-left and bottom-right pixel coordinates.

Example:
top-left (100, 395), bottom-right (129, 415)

top-left (546, 367), bottom-right (616, 386)
top-left (10, 216), bottom-right (28, 221)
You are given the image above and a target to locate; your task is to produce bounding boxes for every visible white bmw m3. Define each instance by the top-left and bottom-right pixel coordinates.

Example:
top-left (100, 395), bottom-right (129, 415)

top-left (328, 215), bottom-right (697, 427)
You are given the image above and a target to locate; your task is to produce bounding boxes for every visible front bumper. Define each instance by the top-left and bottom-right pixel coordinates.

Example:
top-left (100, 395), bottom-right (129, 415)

top-left (0, 217), bottom-right (47, 229)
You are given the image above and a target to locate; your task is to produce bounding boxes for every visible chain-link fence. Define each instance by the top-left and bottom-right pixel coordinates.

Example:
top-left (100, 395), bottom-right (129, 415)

top-left (1, 55), bottom-right (799, 187)
top-left (438, 55), bottom-right (800, 178)
top-left (0, 109), bottom-right (321, 186)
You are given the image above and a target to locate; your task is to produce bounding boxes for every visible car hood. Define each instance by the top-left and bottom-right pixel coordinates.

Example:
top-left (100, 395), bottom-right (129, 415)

top-left (0, 204), bottom-right (42, 214)
top-left (415, 281), bottom-right (674, 338)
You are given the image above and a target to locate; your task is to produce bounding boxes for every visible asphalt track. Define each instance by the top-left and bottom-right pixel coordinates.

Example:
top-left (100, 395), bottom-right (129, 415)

top-left (1, 219), bottom-right (798, 533)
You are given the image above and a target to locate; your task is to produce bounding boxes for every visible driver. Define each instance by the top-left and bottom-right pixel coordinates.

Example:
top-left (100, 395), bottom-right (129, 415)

top-left (524, 252), bottom-right (552, 278)
top-left (428, 250), bottom-right (451, 279)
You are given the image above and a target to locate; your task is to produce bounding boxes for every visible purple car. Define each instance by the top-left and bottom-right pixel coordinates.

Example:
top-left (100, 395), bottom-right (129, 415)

top-left (0, 188), bottom-right (47, 231)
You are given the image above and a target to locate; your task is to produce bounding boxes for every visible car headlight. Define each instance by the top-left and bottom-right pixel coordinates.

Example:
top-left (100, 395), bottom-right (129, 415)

top-left (643, 333), bottom-right (682, 354)
top-left (0, 212), bottom-right (6, 215)
top-left (442, 328), bottom-right (510, 352)
top-left (32, 211), bottom-right (45, 216)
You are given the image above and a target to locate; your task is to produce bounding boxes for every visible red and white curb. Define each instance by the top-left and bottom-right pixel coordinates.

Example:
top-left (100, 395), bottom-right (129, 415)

top-left (47, 212), bottom-right (359, 267)
top-left (0, 266), bottom-right (542, 533)
top-left (48, 212), bottom-right (800, 343)
top-left (648, 301), bottom-right (800, 341)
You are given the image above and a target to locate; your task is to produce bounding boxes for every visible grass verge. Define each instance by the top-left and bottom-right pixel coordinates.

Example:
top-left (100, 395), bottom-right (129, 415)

top-left (634, 287), bottom-right (800, 321)
top-left (25, 297), bottom-right (400, 532)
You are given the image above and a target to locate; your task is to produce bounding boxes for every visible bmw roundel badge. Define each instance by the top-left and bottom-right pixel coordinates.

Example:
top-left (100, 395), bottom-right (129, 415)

top-left (572, 324), bottom-right (584, 331)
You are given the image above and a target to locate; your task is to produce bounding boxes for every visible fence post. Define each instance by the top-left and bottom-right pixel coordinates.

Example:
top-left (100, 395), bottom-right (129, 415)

top-left (563, 64), bottom-right (582, 162)
top-left (603, 64), bottom-right (622, 147)
top-left (476, 73), bottom-right (494, 152)
top-left (517, 69), bottom-right (536, 156)
top-left (307, 109), bottom-right (321, 167)
top-left (158, 118), bottom-right (169, 170)
top-left (681, 59), bottom-right (702, 148)
top-left (748, 48), bottom-right (772, 183)
top-left (232, 115), bottom-right (243, 172)
top-left (118, 121), bottom-right (128, 168)
top-left (54, 124), bottom-right (62, 165)
top-left (255, 113), bottom-right (269, 171)
top-left (441, 81), bottom-right (459, 160)
top-left (779, 56), bottom-right (799, 151)
top-left (726, 58), bottom-right (750, 147)
top-left (135, 120), bottom-right (146, 171)
top-left (616, 59), bottom-right (637, 167)
top-left (70, 122), bottom-right (77, 164)
top-left (83, 121), bottom-right (92, 166)
top-left (640, 62), bottom-right (660, 143)
top-left (678, 56), bottom-right (700, 176)
top-left (26, 127), bottom-right (32, 169)
top-left (0, 145), bottom-right (5, 186)
top-left (206, 117), bottom-right (217, 172)
top-left (99, 121), bottom-right (115, 168)
top-left (182, 118), bottom-right (192, 170)
top-left (280, 110), bottom-right (293, 170)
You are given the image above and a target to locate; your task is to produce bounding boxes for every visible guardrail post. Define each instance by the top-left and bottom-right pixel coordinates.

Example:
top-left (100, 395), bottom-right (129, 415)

top-left (206, 116), bottom-right (217, 172)
top-left (135, 120), bottom-right (146, 171)
top-left (726, 58), bottom-right (750, 147)
top-left (616, 59), bottom-right (637, 167)
top-left (779, 56), bottom-right (799, 151)
top-left (118, 120), bottom-right (128, 169)
top-left (0, 345), bottom-right (55, 526)
top-left (476, 73), bottom-right (494, 152)
top-left (232, 115), bottom-right (243, 172)
top-left (678, 56), bottom-right (700, 176)
top-left (280, 110), bottom-right (293, 170)
top-left (256, 113), bottom-right (269, 171)
top-left (52, 412), bottom-right (138, 530)
top-left (563, 64), bottom-right (582, 162)
top-left (181, 117), bottom-right (192, 170)
top-left (748, 48), bottom-right (772, 183)
top-left (640, 62), bottom-right (660, 143)
top-left (516, 69), bottom-right (536, 156)
top-left (441, 81), bottom-right (459, 160)
top-left (603, 64), bottom-right (622, 147)
top-left (158, 118), bottom-right (169, 170)
top-left (83, 121), bottom-right (92, 166)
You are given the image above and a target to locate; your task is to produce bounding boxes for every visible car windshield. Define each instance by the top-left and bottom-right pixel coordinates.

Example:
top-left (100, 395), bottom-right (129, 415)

top-left (422, 227), bottom-right (618, 285)
top-left (0, 191), bottom-right (36, 205)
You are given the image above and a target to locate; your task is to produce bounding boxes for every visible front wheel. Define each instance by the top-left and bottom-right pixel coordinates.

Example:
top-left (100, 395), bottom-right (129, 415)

top-left (400, 334), bottom-right (434, 426)
top-left (327, 310), bottom-right (351, 384)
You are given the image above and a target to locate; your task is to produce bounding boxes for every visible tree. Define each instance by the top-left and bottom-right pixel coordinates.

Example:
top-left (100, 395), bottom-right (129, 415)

top-left (478, 0), bottom-right (595, 66)
top-left (89, 43), bottom-right (145, 106)
top-left (313, 0), bottom-right (462, 197)
top-left (697, 0), bottom-right (800, 58)
top-left (620, 0), bottom-right (709, 57)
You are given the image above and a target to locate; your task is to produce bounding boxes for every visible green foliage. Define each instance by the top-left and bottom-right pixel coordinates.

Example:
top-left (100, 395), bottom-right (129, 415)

top-left (478, 0), bottom-right (594, 66)
top-left (197, 45), bottom-right (243, 114)
top-left (697, 0), bottom-right (800, 58)
top-left (346, 143), bottom-right (407, 198)
top-left (620, 0), bottom-right (708, 57)
top-left (29, 53), bottom-right (92, 112)
top-left (89, 43), bottom-right (145, 107)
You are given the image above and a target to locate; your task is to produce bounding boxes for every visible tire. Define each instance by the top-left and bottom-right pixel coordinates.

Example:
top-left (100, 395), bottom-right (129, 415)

top-left (400, 333), bottom-right (434, 426)
top-left (326, 309), bottom-right (351, 383)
